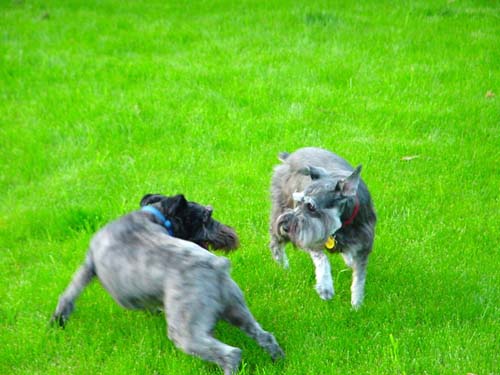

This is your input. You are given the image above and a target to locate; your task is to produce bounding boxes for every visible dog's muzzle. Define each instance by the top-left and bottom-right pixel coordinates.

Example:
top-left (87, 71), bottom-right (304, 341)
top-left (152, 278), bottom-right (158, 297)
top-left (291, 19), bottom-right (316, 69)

top-left (205, 223), bottom-right (240, 251)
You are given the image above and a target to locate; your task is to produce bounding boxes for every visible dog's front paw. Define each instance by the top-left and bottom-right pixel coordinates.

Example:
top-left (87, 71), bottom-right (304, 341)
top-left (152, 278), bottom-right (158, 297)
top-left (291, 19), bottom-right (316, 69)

top-left (272, 251), bottom-right (289, 269)
top-left (351, 296), bottom-right (363, 310)
top-left (261, 332), bottom-right (285, 361)
top-left (315, 284), bottom-right (334, 300)
top-left (271, 345), bottom-right (285, 361)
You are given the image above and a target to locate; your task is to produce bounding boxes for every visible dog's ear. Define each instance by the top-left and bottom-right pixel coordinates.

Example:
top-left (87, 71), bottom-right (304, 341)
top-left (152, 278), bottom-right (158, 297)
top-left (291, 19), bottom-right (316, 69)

top-left (203, 205), bottom-right (213, 223)
top-left (278, 152), bottom-right (290, 163)
top-left (335, 165), bottom-right (362, 197)
top-left (298, 165), bottom-right (330, 180)
top-left (163, 194), bottom-right (188, 216)
top-left (140, 194), bottom-right (166, 207)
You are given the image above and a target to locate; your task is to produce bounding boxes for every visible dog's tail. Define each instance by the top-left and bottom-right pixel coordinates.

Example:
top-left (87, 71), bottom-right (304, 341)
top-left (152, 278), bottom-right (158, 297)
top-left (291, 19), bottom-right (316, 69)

top-left (278, 152), bottom-right (290, 162)
top-left (50, 253), bottom-right (95, 327)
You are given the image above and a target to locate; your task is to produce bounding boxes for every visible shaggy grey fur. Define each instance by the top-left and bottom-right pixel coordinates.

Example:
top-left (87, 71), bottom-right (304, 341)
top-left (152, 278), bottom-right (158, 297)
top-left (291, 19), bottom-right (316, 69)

top-left (269, 147), bottom-right (376, 308)
top-left (52, 194), bottom-right (284, 375)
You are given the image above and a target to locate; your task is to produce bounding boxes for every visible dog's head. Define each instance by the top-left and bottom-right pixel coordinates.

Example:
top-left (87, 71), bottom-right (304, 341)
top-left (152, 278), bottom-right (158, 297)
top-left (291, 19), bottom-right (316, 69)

top-left (276, 166), bottom-right (361, 249)
top-left (140, 193), bottom-right (239, 251)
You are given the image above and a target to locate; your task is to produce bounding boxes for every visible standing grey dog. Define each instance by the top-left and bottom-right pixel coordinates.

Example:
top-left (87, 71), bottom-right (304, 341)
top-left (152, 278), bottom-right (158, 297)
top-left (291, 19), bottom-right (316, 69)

top-left (52, 193), bottom-right (284, 375)
top-left (269, 147), bottom-right (376, 308)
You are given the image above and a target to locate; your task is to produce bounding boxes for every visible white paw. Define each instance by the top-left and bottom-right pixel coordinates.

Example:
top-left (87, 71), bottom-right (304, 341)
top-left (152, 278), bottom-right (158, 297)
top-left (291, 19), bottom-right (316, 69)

top-left (351, 297), bottom-right (363, 310)
top-left (316, 284), bottom-right (334, 300)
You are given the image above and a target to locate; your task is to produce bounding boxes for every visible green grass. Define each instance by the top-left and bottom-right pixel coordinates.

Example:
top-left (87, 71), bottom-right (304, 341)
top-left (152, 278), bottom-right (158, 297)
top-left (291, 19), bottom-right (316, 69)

top-left (1, 0), bottom-right (499, 374)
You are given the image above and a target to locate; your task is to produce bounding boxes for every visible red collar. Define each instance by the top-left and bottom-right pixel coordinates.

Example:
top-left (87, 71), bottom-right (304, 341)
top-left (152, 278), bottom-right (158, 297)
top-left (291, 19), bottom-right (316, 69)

top-left (342, 196), bottom-right (359, 227)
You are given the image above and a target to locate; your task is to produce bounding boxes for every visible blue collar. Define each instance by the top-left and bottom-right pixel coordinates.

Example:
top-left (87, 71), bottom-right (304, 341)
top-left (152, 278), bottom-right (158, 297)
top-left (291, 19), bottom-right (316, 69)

top-left (141, 205), bottom-right (174, 236)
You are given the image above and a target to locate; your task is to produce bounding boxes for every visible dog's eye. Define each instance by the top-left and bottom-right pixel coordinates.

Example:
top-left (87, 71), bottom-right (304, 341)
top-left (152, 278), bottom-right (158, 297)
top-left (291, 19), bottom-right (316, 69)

top-left (306, 202), bottom-right (316, 212)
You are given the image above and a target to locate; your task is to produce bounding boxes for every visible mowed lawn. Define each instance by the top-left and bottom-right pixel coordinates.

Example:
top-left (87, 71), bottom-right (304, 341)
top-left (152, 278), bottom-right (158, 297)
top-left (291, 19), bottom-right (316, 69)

top-left (1, 0), bottom-right (498, 374)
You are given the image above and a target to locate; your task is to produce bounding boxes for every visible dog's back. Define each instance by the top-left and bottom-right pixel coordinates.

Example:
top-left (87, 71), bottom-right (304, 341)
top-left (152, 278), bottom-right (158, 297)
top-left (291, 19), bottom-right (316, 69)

top-left (281, 147), bottom-right (352, 172)
top-left (273, 148), bottom-right (350, 211)
top-left (90, 211), bottom-right (230, 310)
top-left (273, 147), bottom-right (373, 209)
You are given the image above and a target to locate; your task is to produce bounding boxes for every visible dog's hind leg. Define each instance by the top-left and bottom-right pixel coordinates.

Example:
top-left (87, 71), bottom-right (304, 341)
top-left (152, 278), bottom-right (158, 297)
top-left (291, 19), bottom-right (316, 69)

top-left (165, 280), bottom-right (242, 375)
top-left (51, 253), bottom-right (95, 326)
top-left (222, 278), bottom-right (284, 361)
top-left (172, 331), bottom-right (242, 375)
top-left (342, 251), bottom-right (368, 309)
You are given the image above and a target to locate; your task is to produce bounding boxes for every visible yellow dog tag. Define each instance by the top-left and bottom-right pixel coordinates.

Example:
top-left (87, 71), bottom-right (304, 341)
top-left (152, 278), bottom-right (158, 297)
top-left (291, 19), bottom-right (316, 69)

top-left (325, 236), bottom-right (336, 250)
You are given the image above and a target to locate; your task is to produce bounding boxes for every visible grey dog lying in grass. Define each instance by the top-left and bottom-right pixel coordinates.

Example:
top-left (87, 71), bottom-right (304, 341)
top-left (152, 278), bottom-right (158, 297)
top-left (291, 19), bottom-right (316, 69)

top-left (52, 193), bottom-right (284, 375)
